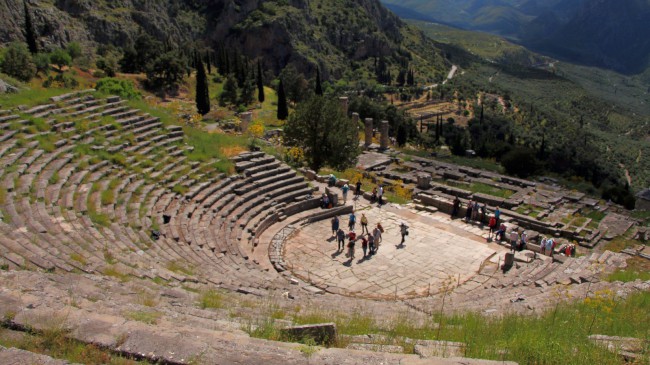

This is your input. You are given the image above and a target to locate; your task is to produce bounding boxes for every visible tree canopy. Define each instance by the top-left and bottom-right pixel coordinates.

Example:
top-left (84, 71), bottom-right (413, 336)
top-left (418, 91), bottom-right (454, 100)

top-left (283, 95), bottom-right (360, 171)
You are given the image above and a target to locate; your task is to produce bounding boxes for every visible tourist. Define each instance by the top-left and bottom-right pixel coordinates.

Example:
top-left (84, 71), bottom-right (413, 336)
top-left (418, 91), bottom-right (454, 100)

top-left (550, 238), bottom-right (557, 257)
top-left (355, 180), bottom-right (362, 197)
top-left (480, 203), bottom-right (487, 224)
top-left (348, 211), bottom-right (356, 230)
top-left (519, 230), bottom-right (527, 251)
top-left (336, 228), bottom-right (346, 251)
top-left (321, 193), bottom-right (330, 209)
top-left (360, 213), bottom-right (369, 234)
top-left (360, 234), bottom-right (368, 257)
top-left (452, 196), bottom-right (461, 217)
top-left (400, 222), bottom-right (409, 245)
top-left (509, 228), bottom-right (519, 252)
top-left (373, 224), bottom-right (382, 252)
top-left (331, 215), bottom-right (339, 236)
top-left (540, 237), bottom-right (547, 255)
top-left (368, 233), bottom-right (375, 255)
top-left (347, 230), bottom-right (356, 259)
top-left (328, 174), bottom-right (337, 187)
top-left (342, 182), bottom-right (350, 204)
top-left (378, 185), bottom-right (384, 205)
top-left (545, 238), bottom-right (554, 257)
top-left (488, 215), bottom-right (497, 240)
top-left (495, 206), bottom-right (501, 226)
top-left (371, 187), bottom-right (377, 203)
top-left (472, 202), bottom-right (480, 221)
top-left (465, 200), bottom-right (474, 222)
top-left (495, 223), bottom-right (507, 241)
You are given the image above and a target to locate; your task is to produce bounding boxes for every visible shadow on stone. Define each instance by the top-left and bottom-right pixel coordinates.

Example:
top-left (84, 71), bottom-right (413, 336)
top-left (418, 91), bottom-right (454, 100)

top-left (280, 323), bottom-right (337, 346)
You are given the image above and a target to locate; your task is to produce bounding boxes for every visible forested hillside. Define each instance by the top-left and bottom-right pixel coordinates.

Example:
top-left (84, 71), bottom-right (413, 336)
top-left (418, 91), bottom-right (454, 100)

top-left (0, 0), bottom-right (449, 81)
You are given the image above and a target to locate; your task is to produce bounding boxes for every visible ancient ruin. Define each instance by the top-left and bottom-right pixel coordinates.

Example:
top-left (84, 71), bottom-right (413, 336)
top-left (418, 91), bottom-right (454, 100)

top-left (0, 91), bottom-right (648, 364)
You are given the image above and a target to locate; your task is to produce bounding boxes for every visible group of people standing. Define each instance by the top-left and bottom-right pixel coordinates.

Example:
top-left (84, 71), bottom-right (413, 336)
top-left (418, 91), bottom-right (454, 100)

top-left (340, 181), bottom-right (384, 206)
top-left (332, 213), bottom-right (384, 259)
top-left (453, 196), bottom-right (492, 225)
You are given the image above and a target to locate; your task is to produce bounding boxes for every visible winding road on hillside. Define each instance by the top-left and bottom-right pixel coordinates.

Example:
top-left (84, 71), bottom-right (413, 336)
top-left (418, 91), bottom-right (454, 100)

top-left (424, 64), bottom-right (458, 89)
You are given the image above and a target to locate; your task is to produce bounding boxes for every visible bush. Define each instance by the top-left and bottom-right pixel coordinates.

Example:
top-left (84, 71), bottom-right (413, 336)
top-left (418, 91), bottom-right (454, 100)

top-left (1, 42), bottom-right (36, 81)
top-left (43, 73), bottom-right (79, 88)
top-left (501, 147), bottom-right (541, 178)
top-left (95, 78), bottom-right (141, 99)
top-left (33, 53), bottom-right (51, 76)
top-left (49, 48), bottom-right (72, 71)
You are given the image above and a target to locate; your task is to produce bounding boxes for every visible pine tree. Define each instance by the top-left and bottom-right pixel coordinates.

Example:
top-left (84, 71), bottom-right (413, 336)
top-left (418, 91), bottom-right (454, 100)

top-left (257, 60), bottom-right (265, 103)
top-left (220, 74), bottom-right (239, 106)
top-left (315, 68), bottom-right (323, 96)
top-left (277, 79), bottom-right (288, 120)
top-left (23, 0), bottom-right (38, 54)
top-left (195, 56), bottom-right (210, 115)
top-left (240, 77), bottom-right (255, 106)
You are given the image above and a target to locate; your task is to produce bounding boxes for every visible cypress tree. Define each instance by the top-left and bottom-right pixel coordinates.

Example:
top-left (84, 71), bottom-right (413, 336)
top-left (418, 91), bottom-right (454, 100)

top-left (205, 52), bottom-right (212, 74)
top-left (23, 0), bottom-right (38, 54)
top-left (315, 68), bottom-right (323, 96)
top-left (479, 104), bottom-right (484, 125)
top-left (195, 56), bottom-right (210, 115)
top-left (397, 124), bottom-right (407, 146)
top-left (257, 60), bottom-right (265, 103)
top-left (277, 79), bottom-right (288, 120)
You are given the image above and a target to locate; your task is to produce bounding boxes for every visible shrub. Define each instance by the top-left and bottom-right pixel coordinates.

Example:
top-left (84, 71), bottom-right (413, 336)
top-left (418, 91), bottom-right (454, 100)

top-left (49, 48), bottom-right (72, 71)
top-left (1, 42), bottom-right (36, 81)
top-left (95, 78), bottom-right (141, 100)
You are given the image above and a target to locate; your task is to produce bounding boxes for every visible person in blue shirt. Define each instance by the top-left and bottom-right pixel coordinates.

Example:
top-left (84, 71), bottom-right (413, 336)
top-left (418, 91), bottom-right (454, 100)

top-left (348, 212), bottom-right (356, 230)
top-left (342, 183), bottom-right (349, 204)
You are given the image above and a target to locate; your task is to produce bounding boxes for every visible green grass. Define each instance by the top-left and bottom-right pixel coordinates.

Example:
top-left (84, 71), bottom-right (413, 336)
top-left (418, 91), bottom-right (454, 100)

top-left (0, 328), bottom-right (146, 365)
top-left (126, 99), bottom-right (176, 127)
top-left (184, 126), bottom-right (249, 173)
top-left (100, 189), bottom-right (115, 206)
top-left (246, 292), bottom-right (650, 363)
top-left (166, 260), bottom-right (194, 276)
top-left (124, 310), bottom-right (162, 325)
top-left (606, 269), bottom-right (650, 282)
top-left (198, 289), bottom-right (224, 309)
top-left (36, 134), bottom-right (58, 153)
top-left (171, 184), bottom-right (188, 195)
top-left (0, 84), bottom-right (74, 108)
top-left (468, 182), bottom-right (514, 199)
top-left (103, 265), bottom-right (129, 282)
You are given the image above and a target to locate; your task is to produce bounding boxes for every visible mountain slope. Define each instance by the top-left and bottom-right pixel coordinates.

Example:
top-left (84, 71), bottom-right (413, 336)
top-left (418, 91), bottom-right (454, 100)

top-left (0, 0), bottom-right (449, 80)
top-left (381, 0), bottom-right (650, 74)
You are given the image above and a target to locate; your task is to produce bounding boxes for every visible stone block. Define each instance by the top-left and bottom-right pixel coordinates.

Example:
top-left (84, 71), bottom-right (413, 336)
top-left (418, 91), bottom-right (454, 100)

top-left (414, 340), bottom-right (465, 358)
top-left (280, 323), bottom-right (337, 345)
top-left (346, 343), bottom-right (404, 353)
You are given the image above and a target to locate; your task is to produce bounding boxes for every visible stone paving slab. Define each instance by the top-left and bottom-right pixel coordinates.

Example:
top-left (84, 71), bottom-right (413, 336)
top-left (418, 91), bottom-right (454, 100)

top-left (284, 205), bottom-right (503, 299)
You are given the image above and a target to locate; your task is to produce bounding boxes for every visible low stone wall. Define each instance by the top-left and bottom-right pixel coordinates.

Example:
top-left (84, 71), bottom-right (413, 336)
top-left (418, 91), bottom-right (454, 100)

top-left (283, 198), bottom-right (321, 216)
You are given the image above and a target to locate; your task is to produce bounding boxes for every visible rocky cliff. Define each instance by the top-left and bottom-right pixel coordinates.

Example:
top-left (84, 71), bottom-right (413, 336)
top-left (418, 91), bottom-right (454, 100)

top-left (0, 0), bottom-right (449, 79)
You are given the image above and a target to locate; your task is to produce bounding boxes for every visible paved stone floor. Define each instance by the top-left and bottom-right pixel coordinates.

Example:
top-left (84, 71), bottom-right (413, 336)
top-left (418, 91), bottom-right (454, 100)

top-left (284, 200), bottom-right (506, 299)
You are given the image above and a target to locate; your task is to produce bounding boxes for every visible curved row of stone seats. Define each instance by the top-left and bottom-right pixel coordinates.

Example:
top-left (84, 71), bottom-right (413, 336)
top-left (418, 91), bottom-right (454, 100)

top-left (0, 96), bottom-right (326, 295)
top-left (406, 249), bottom-right (628, 315)
top-left (155, 152), bottom-right (322, 290)
top-left (0, 96), bottom-right (196, 282)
